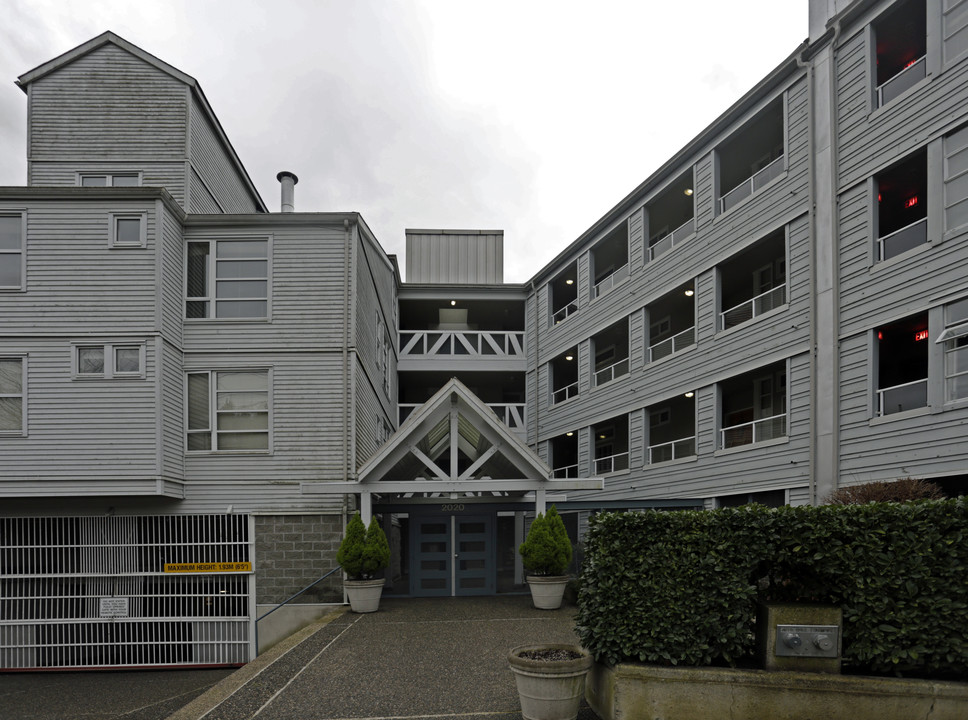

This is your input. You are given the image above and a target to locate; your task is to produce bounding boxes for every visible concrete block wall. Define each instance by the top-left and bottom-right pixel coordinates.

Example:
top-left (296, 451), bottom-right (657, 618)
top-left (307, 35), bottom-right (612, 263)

top-left (255, 513), bottom-right (344, 604)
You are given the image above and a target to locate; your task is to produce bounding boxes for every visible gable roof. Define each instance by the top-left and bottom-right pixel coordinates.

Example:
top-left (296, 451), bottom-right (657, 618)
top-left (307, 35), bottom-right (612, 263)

top-left (16, 31), bottom-right (267, 213)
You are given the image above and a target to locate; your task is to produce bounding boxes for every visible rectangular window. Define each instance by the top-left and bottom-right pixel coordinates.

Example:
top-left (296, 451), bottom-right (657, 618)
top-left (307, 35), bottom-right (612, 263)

top-left (0, 213), bottom-right (24, 290)
top-left (186, 239), bottom-right (268, 319)
top-left (187, 370), bottom-right (269, 451)
top-left (74, 343), bottom-right (145, 379)
top-left (79, 173), bottom-right (141, 187)
top-left (109, 213), bottom-right (146, 248)
top-left (0, 357), bottom-right (24, 434)
top-left (941, 298), bottom-right (968, 402)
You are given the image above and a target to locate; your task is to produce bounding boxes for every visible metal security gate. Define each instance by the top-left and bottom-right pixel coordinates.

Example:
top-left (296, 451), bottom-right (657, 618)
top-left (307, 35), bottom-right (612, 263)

top-left (0, 514), bottom-right (254, 671)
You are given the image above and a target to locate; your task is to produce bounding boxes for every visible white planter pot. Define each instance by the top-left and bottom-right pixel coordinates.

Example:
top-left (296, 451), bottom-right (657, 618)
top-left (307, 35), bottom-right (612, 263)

top-left (508, 643), bottom-right (592, 720)
top-left (526, 575), bottom-right (569, 610)
top-left (344, 578), bottom-right (385, 613)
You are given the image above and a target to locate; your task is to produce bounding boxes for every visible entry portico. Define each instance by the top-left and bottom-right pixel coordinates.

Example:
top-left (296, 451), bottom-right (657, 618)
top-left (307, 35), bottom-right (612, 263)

top-left (303, 379), bottom-right (602, 596)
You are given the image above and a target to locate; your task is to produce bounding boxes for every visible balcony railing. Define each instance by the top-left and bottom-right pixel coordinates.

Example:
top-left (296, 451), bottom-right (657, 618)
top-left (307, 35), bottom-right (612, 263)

top-left (552, 381), bottom-right (578, 405)
top-left (399, 402), bottom-right (526, 429)
top-left (649, 326), bottom-right (696, 362)
top-left (649, 436), bottom-right (696, 464)
top-left (877, 378), bottom-right (928, 416)
top-left (593, 357), bottom-right (629, 386)
top-left (594, 451), bottom-right (629, 475)
top-left (399, 330), bottom-right (524, 358)
top-left (720, 155), bottom-right (785, 213)
top-left (649, 217), bottom-right (695, 261)
top-left (721, 412), bottom-right (786, 449)
top-left (877, 55), bottom-right (926, 107)
top-left (552, 464), bottom-right (578, 479)
top-left (593, 263), bottom-right (629, 298)
top-left (552, 300), bottom-right (578, 325)
top-left (878, 217), bottom-right (927, 261)
top-left (721, 284), bottom-right (786, 330)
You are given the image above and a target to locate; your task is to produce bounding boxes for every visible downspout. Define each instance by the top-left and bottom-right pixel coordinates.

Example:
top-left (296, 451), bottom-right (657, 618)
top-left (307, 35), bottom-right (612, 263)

top-left (796, 48), bottom-right (817, 507)
top-left (343, 218), bottom-right (351, 484)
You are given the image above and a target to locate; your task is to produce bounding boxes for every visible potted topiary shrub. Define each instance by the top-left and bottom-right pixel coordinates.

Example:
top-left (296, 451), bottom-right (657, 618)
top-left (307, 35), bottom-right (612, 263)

top-left (519, 505), bottom-right (572, 610)
top-left (508, 643), bottom-right (592, 720)
top-left (337, 512), bottom-right (390, 613)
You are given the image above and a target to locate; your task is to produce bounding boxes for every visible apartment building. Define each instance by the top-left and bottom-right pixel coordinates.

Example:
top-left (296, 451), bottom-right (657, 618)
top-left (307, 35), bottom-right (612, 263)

top-left (2, 0), bottom-right (968, 670)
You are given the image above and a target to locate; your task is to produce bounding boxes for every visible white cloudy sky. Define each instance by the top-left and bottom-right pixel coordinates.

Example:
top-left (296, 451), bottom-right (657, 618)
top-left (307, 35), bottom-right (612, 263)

top-left (0, 1), bottom-right (807, 281)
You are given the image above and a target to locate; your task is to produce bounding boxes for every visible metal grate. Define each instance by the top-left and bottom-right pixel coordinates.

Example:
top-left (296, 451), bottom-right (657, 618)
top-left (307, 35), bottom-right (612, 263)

top-left (0, 514), bottom-right (253, 671)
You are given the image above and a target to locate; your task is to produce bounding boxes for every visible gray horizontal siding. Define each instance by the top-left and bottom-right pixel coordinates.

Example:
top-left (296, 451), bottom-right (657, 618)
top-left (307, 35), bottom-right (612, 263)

top-left (181, 224), bottom-right (351, 351)
top-left (0, 199), bottom-right (160, 334)
top-left (188, 98), bottom-right (261, 213)
top-left (0, 340), bottom-right (161, 487)
top-left (838, 333), bottom-right (968, 482)
top-left (183, 352), bottom-right (351, 482)
top-left (27, 163), bottom-right (187, 208)
top-left (28, 44), bottom-right (187, 161)
top-left (161, 339), bottom-right (185, 482)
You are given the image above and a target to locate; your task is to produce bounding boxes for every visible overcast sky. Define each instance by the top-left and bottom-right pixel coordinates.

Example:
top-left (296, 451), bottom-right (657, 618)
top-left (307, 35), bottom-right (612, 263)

top-left (1, 1), bottom-right (807, 281)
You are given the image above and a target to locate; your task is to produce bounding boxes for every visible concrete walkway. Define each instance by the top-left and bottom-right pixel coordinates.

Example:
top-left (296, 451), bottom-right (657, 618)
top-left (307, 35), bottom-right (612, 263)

top-left (170, 596), bottom-right (600, 720)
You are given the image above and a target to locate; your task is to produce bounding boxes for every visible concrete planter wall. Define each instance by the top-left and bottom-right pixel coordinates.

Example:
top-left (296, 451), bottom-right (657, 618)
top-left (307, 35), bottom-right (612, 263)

top-left (586, 662), bottom-right (968, 720)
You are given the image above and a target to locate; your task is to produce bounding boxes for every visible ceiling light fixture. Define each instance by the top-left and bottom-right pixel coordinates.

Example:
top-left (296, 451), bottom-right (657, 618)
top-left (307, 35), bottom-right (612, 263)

top-left (566, 431), bottom-right (574, 437)
top-left (565, 354), bottom-right (574, 361)
top-left (565, 278), bottom-right (574, 285)
top-left (450, 300), bottom-right (456, 306)
top-left (685, 391), bottom-right (695, 398)
top-left (684, 288), bottom-right (695, 297)
top-left (684, 188), bottom-right (694, 196)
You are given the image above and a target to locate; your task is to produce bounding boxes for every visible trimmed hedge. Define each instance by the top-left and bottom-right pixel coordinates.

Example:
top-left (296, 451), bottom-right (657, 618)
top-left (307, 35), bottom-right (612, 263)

top-left (575, 500), bottom-right (968, 677)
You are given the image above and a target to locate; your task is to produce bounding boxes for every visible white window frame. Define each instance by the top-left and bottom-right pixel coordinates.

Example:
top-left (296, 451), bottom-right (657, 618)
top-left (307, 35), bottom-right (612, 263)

top-left (0, 355), bottom-right (26, 436)
top-left (0, 211), bottom-right (26, 292)
top-left (77, 172), bottom-right (142, 187)
top-left (185, 237), bottom-right (271, 320)
top-left (108, 212), bottom-right (147, 248)
top-left (72, 342), bottom-right (146, 379)
top-left (186, 369), bottom-right (272, 453)
top-left (940, 298), bottom-right (968, 403)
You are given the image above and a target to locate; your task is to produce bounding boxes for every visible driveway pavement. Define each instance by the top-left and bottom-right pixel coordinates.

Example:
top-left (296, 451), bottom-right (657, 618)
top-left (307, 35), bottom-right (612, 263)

top-left (0, 596), bottom-right (599, 720)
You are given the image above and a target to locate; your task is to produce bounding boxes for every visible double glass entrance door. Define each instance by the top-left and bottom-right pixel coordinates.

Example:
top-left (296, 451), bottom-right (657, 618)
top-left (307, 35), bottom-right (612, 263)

top-left (411, 514), bottom-right (494, 596)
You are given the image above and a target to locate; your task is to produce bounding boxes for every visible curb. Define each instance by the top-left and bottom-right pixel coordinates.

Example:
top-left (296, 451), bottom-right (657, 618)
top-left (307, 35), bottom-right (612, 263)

top-left (166, 607), bottom-right (348, 720)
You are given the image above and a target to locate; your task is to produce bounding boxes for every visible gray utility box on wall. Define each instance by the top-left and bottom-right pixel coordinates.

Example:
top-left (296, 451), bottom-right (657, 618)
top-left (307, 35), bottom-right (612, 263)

top-left (757, 603), bottom-right (843, 673)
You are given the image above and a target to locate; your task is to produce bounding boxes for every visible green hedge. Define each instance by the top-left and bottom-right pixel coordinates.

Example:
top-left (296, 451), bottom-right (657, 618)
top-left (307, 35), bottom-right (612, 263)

top-left (575, 500), bottom-right (968, 677)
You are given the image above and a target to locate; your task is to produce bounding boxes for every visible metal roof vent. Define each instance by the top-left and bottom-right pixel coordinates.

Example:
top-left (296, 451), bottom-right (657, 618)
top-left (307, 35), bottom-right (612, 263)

top-left (276, 171), bottom-right (298, 213)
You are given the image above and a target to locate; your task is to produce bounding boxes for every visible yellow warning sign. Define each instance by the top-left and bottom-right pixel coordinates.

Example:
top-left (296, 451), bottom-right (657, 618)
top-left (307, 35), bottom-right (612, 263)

top-left (164, 562), bottom-right (252, 573)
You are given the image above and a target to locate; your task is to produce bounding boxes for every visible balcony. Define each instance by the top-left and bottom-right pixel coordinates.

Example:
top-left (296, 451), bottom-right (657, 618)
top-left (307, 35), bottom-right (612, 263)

top-left (649, 217), bottom-right (695, 261)
top-left (552, 381), bottom-right (578, 405)
top-left (553, 463), bottom-right (579, 479)
top-left (552, 300), bottom-right (578, 325)
top-left (648, 436), bottom-right (696, 464)
top-left (720, 156), bottom-right (785, 213)
top-left (400, 330), bottom-right (524, 358)
top-left (721, 413), bottom-right (786, 449)
top-left (649, 326), bottom-right (695, 362)
top-left (877, 55), bottom-right (926, 107)
top-left (594, 451), bottom-right (629, 475)
top-left (593, 263), bottom-right (629, 298)
top-left (877, 378), bottom-right (927, 416)
top-left (878, 217), bottom-right (927, 261)
top-left (593, 357), bottom-right (629, 387)
top-left (721, 284), bottom-right (786, 330)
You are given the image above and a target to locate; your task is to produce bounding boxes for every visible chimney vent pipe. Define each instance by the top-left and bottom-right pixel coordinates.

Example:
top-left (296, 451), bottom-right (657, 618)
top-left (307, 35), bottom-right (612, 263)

top-left (276, 171), bottom-right (298, 213)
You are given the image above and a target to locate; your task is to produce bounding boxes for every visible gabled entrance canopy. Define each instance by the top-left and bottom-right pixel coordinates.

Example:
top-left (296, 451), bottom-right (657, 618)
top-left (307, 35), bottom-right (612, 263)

top-left (302, 378), bottom-right (602, 521)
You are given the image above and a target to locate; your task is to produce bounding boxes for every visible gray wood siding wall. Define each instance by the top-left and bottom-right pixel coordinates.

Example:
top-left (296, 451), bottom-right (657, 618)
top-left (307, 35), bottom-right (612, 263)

top-left (0, 199), bottom-right (160, 333)
top-left (26, 44), bottom-right (188, 194)
top-left (0, 340), bottom-right (161, 493)
top-left (160, 339), bottom-right (184, 482)
top-left (944, 0), bottom-right (968, 68)
top-left (527, 73), bottom-right (811, 502)
top-left (182, 223), bottom-right (350, 351)
top-left (183, 351), bottom-right (350, 483)
top-left (188, 168), bottom-right (223, 213)
top-left (28, 163), bottom-right (188, 208)
top-left (838, 332), bottom-right (968, 483)
top-left (187, 97), bottom-right (261, 213)
top-left (836, 14), bottom-right (968, 191)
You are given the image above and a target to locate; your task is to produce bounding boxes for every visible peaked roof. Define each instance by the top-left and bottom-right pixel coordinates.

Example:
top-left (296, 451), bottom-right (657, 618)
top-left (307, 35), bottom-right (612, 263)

top-left (16, 31), bottom-right (267, 213)
top-left (358, 378), bottom-right (551, 488)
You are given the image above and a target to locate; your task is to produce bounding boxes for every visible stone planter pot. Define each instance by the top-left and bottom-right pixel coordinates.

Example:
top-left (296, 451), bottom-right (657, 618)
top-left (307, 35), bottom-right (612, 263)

top-left (344, 577), bottom-right (385, 613)
top-left (508, 643), bottom-right (593, 720)
top-left (526, 575), bottom-right (569, 610)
